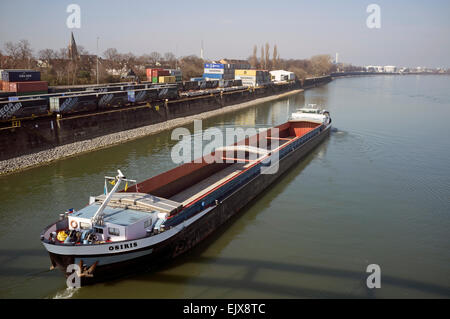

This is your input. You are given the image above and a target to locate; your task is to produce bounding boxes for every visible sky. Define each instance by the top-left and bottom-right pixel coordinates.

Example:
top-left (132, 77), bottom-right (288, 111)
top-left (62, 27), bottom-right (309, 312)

top-left (0, 0), bottom-right (449, 68)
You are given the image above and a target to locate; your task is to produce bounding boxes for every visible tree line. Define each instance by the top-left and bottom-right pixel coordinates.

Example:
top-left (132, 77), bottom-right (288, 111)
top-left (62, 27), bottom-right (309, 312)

top-left (249, 43), bottom-right (336, 80)
top-left (0, 40), bottom-right (204, 85)
top-left (0, 40), bottom-right (338, 85)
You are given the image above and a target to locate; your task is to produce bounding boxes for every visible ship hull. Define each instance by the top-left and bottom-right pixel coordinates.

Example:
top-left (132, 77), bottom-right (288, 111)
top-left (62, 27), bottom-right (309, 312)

top-left (46, 124), bottom-right (331, 285)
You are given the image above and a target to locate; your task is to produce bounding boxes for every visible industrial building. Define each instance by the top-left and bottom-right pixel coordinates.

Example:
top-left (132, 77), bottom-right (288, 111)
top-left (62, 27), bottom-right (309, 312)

top-left (270, 70), bottom-right (296, 82)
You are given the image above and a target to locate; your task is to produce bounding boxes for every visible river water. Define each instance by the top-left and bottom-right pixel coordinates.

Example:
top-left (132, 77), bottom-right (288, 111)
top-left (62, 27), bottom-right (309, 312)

top-left (0, 75), bottom-right (449, 298)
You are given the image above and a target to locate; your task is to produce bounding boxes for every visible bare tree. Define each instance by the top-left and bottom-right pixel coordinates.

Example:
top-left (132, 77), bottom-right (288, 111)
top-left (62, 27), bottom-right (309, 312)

top-left (310, 55), bottom-right (332, 76)
top-left (103, 48), bottom-right (119, 61)
top-left (272, 45), bottom-right (278, 69)
top-left (250, 45), bottom-right (258, 68)
top-left (52, 48), bottom-right (70, 85)
top-left (149, 52), bottom-right (162, 65)
top-left (265, 43), bottom-right (270, 70)
top-left (288, 66), bottom-right (308, 81)
top-left (179, 55), bottom-right (203, 81)
top-left (38, 49), bottom-right (57, 68)
top-left (260, 46), bottom-right (264, 69)
top-left (103, 48), bottom-right (125, 74)
top-left (0, 49), bottom-right (3, 68)
top-left (4, 40), bottom-right (34, 69)
top-left (163, 52), bottom-right (177, 68)
top-left (4, 42), bottom-right (20, 68)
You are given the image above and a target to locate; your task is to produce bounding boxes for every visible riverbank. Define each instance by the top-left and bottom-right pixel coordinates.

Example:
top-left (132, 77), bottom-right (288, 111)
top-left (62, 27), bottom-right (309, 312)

top-left (0, 88), bottom-right (303, 176)
top-left (331, 71), bottom-right (449, 78)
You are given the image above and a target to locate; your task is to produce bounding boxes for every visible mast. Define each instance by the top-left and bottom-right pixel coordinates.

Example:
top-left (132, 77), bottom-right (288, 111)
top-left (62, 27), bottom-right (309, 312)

top-left (91, 170), bottom-right (136, 226)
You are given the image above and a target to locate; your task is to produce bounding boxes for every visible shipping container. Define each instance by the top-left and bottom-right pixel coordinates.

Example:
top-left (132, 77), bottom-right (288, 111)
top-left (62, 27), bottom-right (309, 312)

top-left (203, 73), bottom-right (223, 79)
top-left (159, 76), bottom-right (176, 84)
top-left (205, 80), bottom-right (219, 89)
top-left (233, 79), bottom-right (243, 86)
top-left (2, 81), bottom-right (9, 92)
top-left (183, 81), bottom-right (200, 91)
top-left (158, 86), bottom-right (179, 100)
top-left (146, 69), bottom-right (153, 79)
top-left (0, 69), bottom-right (41, 82)
top-left (235, 70), bottom-right (258, 76)
top-left (204, 63), bottom-right (224, 69)
top-left (199, 80), bottom-right (207, 90)
top-left (0, 98), bottom-right (48, 120)
top-left (132, 88), bottom-right (160, 103)
top-left (97, 91), bottom-right (129, 109)
top-left (49, 93), bottom-right (98, 114)
top-left (219, 79), bottom-right (234, 88)
top-left (8, 81), bottom-right (48, 93)
top-left (153, 69), bottom-right (170, 77)
top-left (168, 69), bottom-right (182, 76)
top-left (204, 68), bottom-right (225, 74)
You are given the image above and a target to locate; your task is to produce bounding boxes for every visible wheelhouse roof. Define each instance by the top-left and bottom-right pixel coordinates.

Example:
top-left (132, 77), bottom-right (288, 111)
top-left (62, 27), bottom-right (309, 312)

top-left (71, 203), bottom-right (154, 226)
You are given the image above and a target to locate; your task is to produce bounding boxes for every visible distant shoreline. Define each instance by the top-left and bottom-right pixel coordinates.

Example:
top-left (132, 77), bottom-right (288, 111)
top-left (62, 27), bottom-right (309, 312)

top-left (331, 72), bottom-right (450, 78)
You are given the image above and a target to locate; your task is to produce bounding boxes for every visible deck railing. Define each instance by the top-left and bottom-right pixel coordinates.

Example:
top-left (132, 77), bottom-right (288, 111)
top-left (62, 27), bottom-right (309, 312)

top-left (164, 124), bottom-right (324, 227)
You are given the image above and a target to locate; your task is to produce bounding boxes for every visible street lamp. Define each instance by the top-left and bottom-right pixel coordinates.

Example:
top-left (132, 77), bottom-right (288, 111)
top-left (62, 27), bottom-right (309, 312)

top-left (96, 37), bottom-right (99, 84)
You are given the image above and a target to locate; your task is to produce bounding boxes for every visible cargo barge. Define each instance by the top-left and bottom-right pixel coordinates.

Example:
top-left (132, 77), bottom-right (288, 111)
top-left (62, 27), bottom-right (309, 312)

top-left (40, 106), bottom-right (331, 285)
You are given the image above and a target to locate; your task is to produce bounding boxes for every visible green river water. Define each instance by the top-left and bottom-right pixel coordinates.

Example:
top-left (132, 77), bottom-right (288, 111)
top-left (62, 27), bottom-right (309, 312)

top-left (0, 75), bottom-right (449, 298)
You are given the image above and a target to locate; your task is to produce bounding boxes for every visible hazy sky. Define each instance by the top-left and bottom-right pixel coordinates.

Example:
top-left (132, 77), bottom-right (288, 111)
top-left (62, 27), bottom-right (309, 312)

top-left (1, 0), bottom-right (449, 68)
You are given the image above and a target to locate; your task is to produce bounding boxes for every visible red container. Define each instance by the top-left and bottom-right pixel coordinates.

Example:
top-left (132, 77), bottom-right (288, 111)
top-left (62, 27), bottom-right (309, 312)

top-left (149, 69), bottom-right (153, 81)
top-left (146, 69), bottom-right (170, 81)
top-left (0, 80), bottom-right (2, 91)
top-left (8, 81), bottom-right (48, 93)
top-left (2, 81), bottom-right (9, 91)
top-left (153, 69), bottom-right (169, 77)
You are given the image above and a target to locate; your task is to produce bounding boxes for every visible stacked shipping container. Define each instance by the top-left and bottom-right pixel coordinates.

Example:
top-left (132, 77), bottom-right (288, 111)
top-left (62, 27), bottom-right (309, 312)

top-left (235, 70), bottom-right (271, 87)
top-left (203, 63), bottom-right (234, 80)
top-left (203, 61), bottom-right (252, 81)
top-left (0, 69), bottom-right (48, 95)
top-left (146, 68), bottom-right (182, 83)
top-left (0, 69), bottom-right (40, 82)
top-left (168, 69), bottom-right (182, 82)
top-left (146, 68), bottom-right (170, 83)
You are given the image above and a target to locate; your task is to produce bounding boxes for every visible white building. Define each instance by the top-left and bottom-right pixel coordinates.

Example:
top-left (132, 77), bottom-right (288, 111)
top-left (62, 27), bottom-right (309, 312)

top-left (365, 65), bottom-right (384, 73)
top-left (269, 70), bottom-right (296, 82)
top-left (384, 66), bottom-right (397, 73)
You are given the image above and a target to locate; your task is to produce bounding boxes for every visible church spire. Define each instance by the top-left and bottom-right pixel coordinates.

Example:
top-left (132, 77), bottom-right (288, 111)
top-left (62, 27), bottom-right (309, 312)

top-left (68, 31), bottom-right (79, 61)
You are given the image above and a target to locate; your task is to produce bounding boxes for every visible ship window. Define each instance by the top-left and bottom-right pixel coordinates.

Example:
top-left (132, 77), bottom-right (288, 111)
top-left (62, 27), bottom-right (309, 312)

top-left (80, 222), bottom-right (90, 230)
top-left (144, 219), bottom-right (153, 228)
top-left (108, 227), bottom-right (120, 236)
top-left (94, 227), bottom-right (104, 234)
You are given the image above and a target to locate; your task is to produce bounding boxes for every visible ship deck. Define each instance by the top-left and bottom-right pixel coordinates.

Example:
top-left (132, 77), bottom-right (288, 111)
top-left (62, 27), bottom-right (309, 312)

top-left (170, 163), bottom-right (245, 204)
top-left (169, 137), bottom-right (294, 205)
top-left (124, 120), bottom-right (322, 213)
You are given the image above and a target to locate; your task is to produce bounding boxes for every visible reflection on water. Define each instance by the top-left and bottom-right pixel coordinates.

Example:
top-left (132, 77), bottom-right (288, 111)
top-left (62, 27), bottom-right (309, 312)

top-left (0, 76), bottom-right (449, 298)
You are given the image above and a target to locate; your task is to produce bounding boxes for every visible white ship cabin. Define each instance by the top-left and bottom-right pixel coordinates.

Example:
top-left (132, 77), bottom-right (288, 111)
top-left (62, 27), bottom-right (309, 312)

top-left (52, 169), bottom-right (182, 246)
top-left (68, 203), bottom-right (157, 242)
top-left (289, 105), bottom-right (330, 125)
top-left (65, 191), bottom-right (182, 243)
